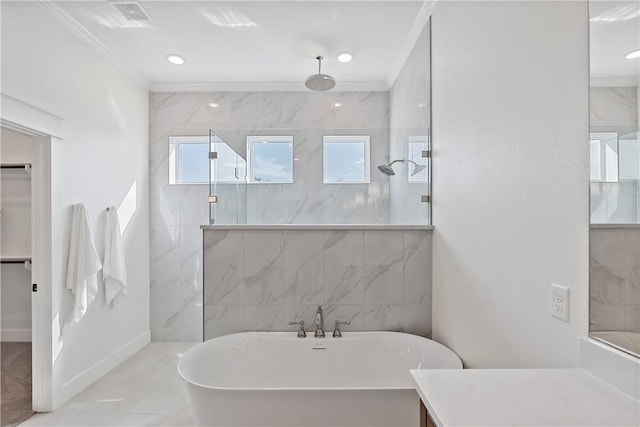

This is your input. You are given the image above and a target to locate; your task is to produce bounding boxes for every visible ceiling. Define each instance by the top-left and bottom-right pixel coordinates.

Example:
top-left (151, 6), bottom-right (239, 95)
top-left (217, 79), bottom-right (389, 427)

top-left (48, 1), bottom-right (427, 89)
top-left (589, 0), bottom-right (640, 82)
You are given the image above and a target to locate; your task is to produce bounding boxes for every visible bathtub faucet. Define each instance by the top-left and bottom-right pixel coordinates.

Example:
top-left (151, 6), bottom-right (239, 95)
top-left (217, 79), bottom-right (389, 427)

top-left (315, 306), bottom-right (325, 338)
top-left (288, 320), bottom-right (306, 338)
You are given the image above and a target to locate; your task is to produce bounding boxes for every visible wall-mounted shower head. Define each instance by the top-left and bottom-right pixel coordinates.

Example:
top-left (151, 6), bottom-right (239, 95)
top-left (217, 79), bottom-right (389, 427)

top-left (377, 159), bottom-right (426, 177)
top-left (377, 164), bottom-right (396, 176)
top-left (305, 56), bottom-right (336, 91)
top-left (409, 161), bottom-right (426, 176)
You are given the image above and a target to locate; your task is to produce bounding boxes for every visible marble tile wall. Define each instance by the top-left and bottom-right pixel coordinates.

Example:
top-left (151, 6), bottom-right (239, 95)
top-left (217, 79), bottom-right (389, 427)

top-left (590, 227), bottom-right (640, 333)
top-left (203, 229), bottom-right (433, 339)
top-left (149, 91), bottom-right (393, 341)
top-left (389, 20), bottom-right (431, 224)
top-left (590, 87), bottom-right (637, 136)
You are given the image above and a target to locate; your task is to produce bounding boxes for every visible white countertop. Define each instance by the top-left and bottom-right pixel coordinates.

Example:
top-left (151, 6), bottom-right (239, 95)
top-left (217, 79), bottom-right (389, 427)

top-left (411, 369), bottom-right (640, 427)
top-left (201, 224), bottom-right (433, 230)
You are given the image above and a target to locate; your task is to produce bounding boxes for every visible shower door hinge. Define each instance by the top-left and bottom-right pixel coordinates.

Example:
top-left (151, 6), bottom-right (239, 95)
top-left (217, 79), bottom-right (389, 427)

top-left (208, 195), bottom-right (218, 203)
top-left (421, 195), bottom-right (430, 203)
top-left (32, 283), bottom-right (37, 292)
top-left (209, 152), bottom-right (218, 159)
top-left (421, 150), bottom-right (431, 158)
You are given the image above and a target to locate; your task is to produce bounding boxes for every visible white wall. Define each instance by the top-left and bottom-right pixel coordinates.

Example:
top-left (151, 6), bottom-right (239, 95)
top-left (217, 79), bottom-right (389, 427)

top-left (431, 1), bottom-right (589, 368)
top-left (1, 2), bottom-right (150, 407)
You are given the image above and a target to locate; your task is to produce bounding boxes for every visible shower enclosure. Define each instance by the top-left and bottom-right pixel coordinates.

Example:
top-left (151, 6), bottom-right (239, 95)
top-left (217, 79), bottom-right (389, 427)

top-left (207, 127), bottom-right (431, 225)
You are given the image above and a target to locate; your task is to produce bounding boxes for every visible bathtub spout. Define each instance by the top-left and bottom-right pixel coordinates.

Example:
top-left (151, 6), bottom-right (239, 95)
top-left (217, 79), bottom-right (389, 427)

top-left (315, 306), bottom-right (325, 338)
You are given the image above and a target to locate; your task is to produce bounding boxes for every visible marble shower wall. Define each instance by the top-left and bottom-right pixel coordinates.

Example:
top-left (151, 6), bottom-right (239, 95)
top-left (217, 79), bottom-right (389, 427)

top-left (149, 91), bottom-right (390, 341)
top-left (590, 227), bottom-right (640, 333)
top-left (203, 228), bottom-right (433, 339)
top-left (389, 20), bottom-right (431, 224)
top-left (590, 87), bottom-right (637, 136)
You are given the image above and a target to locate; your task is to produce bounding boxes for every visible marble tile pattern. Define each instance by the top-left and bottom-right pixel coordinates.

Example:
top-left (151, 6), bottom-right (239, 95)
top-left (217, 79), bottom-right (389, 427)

top-left (389, 20), bottom-right (431, 224)
top-left (590, 227), bottom-right (640, 333)
top-left (203, 229), bottom-right (432, 340)
top-left (590, 87), bottom-right (638, 135)
top-left (149, 90), bottom-right (399, 341)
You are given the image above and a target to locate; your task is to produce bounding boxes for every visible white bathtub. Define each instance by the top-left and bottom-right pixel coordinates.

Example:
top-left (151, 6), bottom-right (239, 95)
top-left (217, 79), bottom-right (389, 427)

top-left (178, 331), bottom-right (462, 427)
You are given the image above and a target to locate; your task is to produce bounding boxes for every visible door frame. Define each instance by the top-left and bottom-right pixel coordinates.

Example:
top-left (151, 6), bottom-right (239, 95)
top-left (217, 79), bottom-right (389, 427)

top-left (1, 93), bottom-right (65, 411)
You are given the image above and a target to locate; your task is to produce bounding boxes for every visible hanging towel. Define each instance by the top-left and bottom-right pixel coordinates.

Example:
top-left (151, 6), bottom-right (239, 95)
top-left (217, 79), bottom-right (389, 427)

top-left (103, 206), bottom-right (127, 304)
top-left (65, 203), bottom-right (102, 323)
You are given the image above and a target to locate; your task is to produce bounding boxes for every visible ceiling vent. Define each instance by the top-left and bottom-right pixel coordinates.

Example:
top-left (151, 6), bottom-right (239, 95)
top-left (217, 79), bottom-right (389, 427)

top-left (110, 2), bottom-right (151, 21)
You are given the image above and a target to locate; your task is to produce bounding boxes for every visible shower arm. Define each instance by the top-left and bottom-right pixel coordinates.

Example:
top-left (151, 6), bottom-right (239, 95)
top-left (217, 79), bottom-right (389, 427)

top-left (387, 159), bottom-right (419, 167)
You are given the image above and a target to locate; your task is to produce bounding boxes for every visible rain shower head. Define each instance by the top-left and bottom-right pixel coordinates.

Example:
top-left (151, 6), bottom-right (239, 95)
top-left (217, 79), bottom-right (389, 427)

top-left (305, 56), bottom-right (336, 91)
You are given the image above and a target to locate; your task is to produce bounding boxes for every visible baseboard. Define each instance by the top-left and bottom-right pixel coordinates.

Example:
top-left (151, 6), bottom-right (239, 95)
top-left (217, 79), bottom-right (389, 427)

top-left (55, 330), bottom-right (150, 409)
top-left (1, 329), bottom-right (32, 342)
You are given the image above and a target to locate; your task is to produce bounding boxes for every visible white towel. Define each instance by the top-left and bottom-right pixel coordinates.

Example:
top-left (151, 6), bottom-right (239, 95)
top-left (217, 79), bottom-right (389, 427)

top-left (103, 206), bottom-right (127, 304)
top-left (65, 203), bottom-right (102, 323)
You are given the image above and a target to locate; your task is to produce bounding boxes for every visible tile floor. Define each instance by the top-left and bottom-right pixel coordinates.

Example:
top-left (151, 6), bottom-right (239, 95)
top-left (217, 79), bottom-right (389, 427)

top-left (19, 343), bottom-right (197, 427)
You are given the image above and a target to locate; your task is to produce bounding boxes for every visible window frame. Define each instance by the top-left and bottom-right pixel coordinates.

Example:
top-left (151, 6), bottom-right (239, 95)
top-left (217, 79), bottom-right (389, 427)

top-left (246, 135), bottom-right (294, 184)
top-left (322, 135), bottom-right (371, 184)
top-left (169, 136), bottom-right (245, 185)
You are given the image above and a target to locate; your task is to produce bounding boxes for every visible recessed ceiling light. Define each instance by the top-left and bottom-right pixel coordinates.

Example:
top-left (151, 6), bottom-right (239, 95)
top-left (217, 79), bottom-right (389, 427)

top-left (208, 102), bottom-right (219, 108)
top-left (625, 49), bottom-right (640, 59)
top-left (337, 52), bottom-right (353, 63)
top-left (334, 102), bottom-right (343, 108)
top-left (167, 54), bottom-right (185, 65)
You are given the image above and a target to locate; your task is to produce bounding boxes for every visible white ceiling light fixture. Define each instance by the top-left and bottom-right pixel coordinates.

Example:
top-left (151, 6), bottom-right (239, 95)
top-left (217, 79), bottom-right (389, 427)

top-left (337, 52), bottom-right (353, 63)
top-left (334, 102), bottom-right (343, 108)
top-left (208, 102), bottom-right (219, 108)
top-left (167, 54), bottom-right (185, 65)
top-left (625, 49), bottom-right (640, 59)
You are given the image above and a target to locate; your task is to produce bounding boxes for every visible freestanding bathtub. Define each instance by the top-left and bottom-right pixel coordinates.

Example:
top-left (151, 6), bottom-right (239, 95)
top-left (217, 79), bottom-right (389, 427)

top-left (178, 331), bottom-right (462, 427)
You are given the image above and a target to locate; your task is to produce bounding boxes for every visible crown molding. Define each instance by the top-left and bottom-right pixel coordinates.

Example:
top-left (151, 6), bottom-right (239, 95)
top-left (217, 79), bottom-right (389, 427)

top-left (150, 81), bottom-right (389, 92)
top-left (37, 1), bottom-right (149, 90)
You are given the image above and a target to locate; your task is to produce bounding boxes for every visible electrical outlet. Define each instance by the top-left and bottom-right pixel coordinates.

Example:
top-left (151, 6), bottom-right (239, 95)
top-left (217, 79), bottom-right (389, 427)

top-left (551, 284), bottom-right (569, 322)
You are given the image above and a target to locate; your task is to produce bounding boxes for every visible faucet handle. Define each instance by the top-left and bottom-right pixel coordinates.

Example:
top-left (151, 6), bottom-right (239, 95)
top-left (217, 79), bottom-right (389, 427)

top-left (288, 320), bottom-right (306, 338)
top-left (332, 320), bottom-right (351, 338)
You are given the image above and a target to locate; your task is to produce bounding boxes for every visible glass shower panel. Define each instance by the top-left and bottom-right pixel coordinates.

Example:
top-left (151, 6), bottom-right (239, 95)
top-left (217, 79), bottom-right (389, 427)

top-left (208, 129), bottom-right (217, 224)
top-left (208, 130), bottom-right (248, 224)
top-left (207, 127), bottom-right (430, 225)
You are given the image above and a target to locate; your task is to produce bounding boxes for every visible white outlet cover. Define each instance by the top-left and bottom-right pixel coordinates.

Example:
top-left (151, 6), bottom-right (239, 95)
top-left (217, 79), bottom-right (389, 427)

top-left (551, 284), bottom-right (570, 322)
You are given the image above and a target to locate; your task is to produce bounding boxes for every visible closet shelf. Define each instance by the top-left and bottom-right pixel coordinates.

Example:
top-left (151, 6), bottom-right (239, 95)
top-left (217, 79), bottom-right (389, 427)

top-left (1, 257), bottom-right (31, 264)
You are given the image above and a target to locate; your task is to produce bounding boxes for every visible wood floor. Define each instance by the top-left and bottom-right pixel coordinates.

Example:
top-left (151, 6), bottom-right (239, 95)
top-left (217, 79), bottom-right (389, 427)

top-left (1, 342), bottom-right (33, 427)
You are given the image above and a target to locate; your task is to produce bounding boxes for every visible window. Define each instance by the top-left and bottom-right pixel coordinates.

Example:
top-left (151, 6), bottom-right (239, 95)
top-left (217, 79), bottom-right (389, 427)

top-left (323, 135), bottom-right (370, 184)
top-left (246, 136), bottom-right (293, 183)
top-left (589, 132), bottom-right (618, 182)
top-left (169, 136), bottom-right (245, 184)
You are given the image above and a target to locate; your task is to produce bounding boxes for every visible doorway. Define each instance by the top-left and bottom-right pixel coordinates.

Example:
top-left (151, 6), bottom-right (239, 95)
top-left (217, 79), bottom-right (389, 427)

top-left (1, 126), bottom-right (35, 425)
